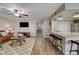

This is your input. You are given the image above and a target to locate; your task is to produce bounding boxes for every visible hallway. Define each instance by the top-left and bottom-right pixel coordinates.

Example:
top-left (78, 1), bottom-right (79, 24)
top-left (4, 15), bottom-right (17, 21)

top-left (31, 38), bottom-right (63, 55)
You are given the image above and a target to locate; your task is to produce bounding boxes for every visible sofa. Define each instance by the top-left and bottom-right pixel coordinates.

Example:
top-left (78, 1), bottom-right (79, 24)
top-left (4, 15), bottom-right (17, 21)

top-left (0, 32), bottom-right (13, 49)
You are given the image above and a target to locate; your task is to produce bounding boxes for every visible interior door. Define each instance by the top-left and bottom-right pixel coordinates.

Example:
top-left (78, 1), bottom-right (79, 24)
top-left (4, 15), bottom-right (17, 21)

top-left (36, 22), bottom-right (43, 37)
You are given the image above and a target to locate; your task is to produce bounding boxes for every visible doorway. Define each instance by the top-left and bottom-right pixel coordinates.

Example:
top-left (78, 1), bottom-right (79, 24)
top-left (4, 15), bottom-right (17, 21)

top-left (36, 22), bottom-right (43, 38)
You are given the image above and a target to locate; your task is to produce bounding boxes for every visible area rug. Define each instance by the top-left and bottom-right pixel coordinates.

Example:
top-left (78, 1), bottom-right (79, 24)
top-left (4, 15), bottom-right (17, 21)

top-left (0, 38), bottom-right (35, 55)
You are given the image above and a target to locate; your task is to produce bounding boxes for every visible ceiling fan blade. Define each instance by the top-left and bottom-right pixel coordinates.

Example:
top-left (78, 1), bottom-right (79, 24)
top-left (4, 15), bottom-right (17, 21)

top-left (22, 14), bottom-right (29, 16)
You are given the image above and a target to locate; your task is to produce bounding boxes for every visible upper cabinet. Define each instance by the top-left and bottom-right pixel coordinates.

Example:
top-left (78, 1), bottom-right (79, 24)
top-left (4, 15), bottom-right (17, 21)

top-left (71, 19), bottom-right (79, 32)
top-left (52, 3), bottom-right (79, 33)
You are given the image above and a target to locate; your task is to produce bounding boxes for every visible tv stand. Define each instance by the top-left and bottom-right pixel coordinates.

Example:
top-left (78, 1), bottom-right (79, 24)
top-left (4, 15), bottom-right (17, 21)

top-left (18, 32), bottom-right (30, 37)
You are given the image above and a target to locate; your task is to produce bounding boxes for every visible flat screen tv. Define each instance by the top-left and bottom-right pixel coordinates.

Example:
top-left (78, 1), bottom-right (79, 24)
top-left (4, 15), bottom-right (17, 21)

top-left (20, 22), bottom-right (29, 27)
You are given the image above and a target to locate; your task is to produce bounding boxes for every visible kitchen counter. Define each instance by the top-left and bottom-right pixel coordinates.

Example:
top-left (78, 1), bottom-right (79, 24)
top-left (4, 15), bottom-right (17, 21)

top-left (52, 32), bottom-right (79, 55)
top-left (53, 32), bottom-right (79, 40)
top-left (53, 32), bottom-right (79, 37)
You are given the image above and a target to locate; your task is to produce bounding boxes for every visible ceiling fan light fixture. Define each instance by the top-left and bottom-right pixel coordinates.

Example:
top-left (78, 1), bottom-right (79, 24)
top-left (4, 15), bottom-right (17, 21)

top-left (8, 8), bottom-right (29, 17)
top-left (20, 10), bottom-right (25, 14)
top-left (72, 12), bottom-right (79, 18)
top-left (72, 14), bottom-right (79, 18)
top-left (57, 16), bottom-right (63, 20)
top-left (14, 13), bottom-right (20, 17)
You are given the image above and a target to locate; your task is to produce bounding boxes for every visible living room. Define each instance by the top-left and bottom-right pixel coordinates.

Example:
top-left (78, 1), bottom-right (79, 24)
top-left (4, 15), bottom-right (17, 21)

top-left (0, 3), bottom-right (53, 38)
top-left (0, 3), bottom-right (58, 55)
top-left (0, 0), bottom-right (79, 59)
top-left (1, 3), bottom-right (79, 55)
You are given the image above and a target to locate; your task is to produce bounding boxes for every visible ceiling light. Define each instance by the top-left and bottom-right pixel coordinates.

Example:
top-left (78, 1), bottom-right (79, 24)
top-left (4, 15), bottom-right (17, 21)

top-left (20, 10), bottom-right (25, 14)
top-left (7, 8), bottom-right (29, 17)
top-left (14, 13), bottom-right (20, 16)
top-left (57, 16), bottom-right (63, 20)
top-left (73, 15), bottom-right (79, 18)
top-left (72, 12), bottom-right (79, 18)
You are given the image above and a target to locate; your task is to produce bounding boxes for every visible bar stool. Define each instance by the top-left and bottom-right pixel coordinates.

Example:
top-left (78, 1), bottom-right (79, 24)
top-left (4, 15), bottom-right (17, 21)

top-left (49, 34), bottom-right (63, 50)
top-left (49, 34), bottom-right (57, 47)
top-left (49, 34), bottom-right (53, 42)
top-left (54, 36), bottom-right (63, 50)
top-left (70, 40), bottom-right (79, 55)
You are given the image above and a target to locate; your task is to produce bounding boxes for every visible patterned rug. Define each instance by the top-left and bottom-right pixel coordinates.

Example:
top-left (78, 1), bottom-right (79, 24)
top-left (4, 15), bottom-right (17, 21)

top-left (0, 38), bottom-right (35, 55)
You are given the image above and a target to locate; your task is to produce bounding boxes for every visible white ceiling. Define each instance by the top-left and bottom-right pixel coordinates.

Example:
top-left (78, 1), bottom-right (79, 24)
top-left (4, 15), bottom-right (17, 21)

top-left (0, 3), bottom-right (62, 20)
top-left (53, 3), bottom-right (79, 20)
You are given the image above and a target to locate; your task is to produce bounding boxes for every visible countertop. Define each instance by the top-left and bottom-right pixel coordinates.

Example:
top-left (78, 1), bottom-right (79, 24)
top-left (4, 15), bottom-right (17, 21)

top-left (53, 32), bottom-right (79, 36)
top-left (53, 32), bottom-right (79, 40)
top-left (52, 32), bottom-right (79, 54)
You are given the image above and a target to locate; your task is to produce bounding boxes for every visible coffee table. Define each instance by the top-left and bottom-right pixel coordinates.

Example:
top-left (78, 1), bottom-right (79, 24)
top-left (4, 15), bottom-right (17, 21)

top-left (10, 36), bottom-right (26, 46)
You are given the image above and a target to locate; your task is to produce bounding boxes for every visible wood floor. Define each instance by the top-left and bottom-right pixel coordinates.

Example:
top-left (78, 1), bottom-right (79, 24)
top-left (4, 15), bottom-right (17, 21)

top-left (31, 38), bottom-right (63, 55)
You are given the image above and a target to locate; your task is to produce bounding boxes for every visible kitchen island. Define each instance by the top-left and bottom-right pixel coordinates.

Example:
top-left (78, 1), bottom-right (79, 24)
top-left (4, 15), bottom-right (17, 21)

top-left (52, 32), bottom-right (79, 55)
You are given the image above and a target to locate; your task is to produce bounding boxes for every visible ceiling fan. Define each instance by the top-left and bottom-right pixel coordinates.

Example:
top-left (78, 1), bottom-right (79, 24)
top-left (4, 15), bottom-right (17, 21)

top-left (8, 9), bottom-right (29, 17)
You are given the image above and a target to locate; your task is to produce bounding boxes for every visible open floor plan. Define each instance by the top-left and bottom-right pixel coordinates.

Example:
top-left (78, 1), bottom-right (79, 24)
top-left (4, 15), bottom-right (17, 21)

top-left (0, 3), bottom-right (79, 55)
